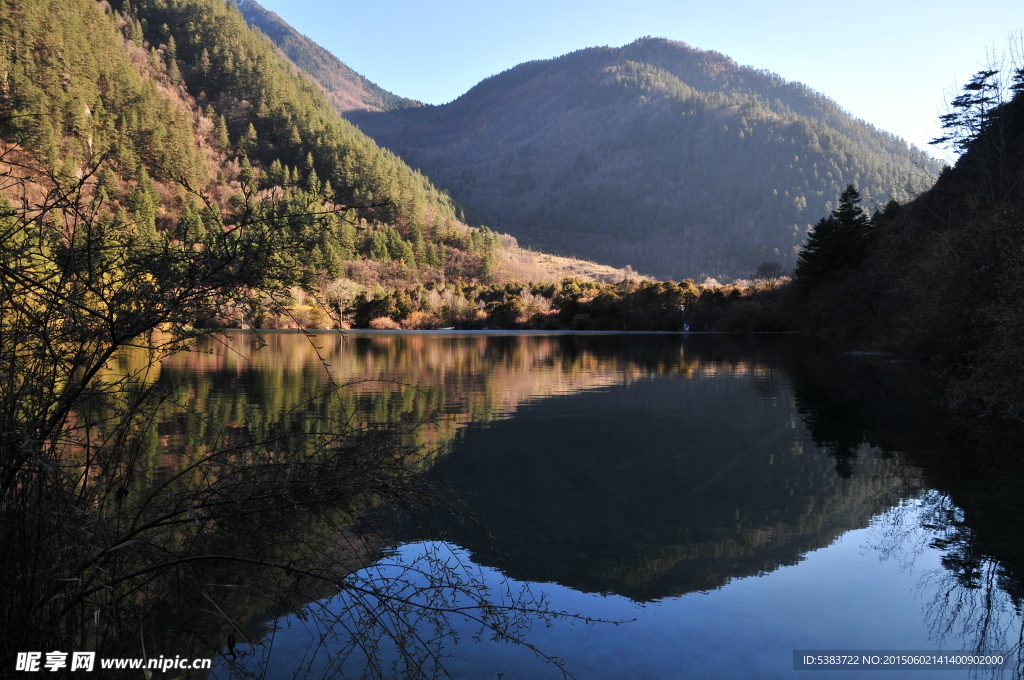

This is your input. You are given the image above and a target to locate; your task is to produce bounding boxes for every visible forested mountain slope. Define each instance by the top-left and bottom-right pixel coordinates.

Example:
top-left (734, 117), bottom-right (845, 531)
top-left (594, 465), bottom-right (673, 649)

top-left (235, 0), bottom-right (419, 114)
top-left (343, 38), bottom-right (941, 279)
top-left (0, 0), bottom-right (617, 331)
top-left (0, 0), bottom-right (455, 263)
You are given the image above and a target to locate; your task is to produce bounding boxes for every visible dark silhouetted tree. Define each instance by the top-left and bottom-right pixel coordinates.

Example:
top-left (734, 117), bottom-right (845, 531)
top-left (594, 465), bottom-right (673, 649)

top-left (794, 185), bottom-right (873, 292)
top-left (754, 261), bottom-right (784, 290)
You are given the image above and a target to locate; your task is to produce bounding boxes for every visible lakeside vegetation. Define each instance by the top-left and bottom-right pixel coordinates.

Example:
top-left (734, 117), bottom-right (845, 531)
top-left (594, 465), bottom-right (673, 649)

top-left (784, 61), bottom-right (1024, 408)
top-left (0, 0), bottom-right (592, 669)
top-left (0, 0), bottom-right (632, 330)
top-left (1, 0), bottom-right (1023, 671)
top-left (0, 0), bottom-right (1018, 388)
top-left (341, 275), bottom-right (791, 332)
top-left (340, 55), bottom-right (1024, 416)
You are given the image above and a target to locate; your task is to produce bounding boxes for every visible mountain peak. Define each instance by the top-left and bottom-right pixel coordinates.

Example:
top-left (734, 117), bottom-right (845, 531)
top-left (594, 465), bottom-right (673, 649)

top-left (236, 0), bottom-right (419, 113)
top-left (342, 40), bottom-right (939, 278)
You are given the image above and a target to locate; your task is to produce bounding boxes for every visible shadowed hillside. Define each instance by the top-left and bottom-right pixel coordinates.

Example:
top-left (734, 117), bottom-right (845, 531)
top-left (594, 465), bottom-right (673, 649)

top-left (343, 38), bottom-right (941, 280)
top-left (787, 63), bottom-right (1024, 406)
top-left (235, 0), bottom-right (420, 113)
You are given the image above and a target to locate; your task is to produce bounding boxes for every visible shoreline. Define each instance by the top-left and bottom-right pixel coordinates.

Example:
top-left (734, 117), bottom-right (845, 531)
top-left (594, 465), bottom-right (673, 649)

top-left (221, 328), bottom-right (806, 336)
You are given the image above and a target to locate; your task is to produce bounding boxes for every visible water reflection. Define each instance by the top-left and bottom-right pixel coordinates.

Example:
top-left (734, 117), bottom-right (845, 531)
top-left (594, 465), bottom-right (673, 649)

top-left (146, 333), bottom-right (1024, 678)
top-left (396, 356), bottom-right (918, 601)
top-left (789, 351), bottom-right (1024, 675)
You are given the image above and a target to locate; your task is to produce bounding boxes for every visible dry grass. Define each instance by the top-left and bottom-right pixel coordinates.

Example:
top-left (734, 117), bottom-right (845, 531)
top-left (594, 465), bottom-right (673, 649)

top-left (505, 247), bottom-right (649, 284)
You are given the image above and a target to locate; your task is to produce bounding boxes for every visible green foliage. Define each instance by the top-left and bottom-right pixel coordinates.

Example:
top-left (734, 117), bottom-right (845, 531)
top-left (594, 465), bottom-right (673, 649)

top-left (932, 68), bottom-right (1002, 154)
top-left (93, 0), bottom-right (495, 279)
top-left (240, 122), bottom-right (258, 157)
top-left (214, 114), bottom-right (230, 150)
top-left (467, 225), bottom-right (501, 256)
top-left (0, 0), bottom-right (519, 304)
top-left (784, 64), bottom-right (1024, 406)
top-left (115, 0), bottom-right (457, 234)
top-left (0, 1), bottom-right (590, 665)
top-left (0, 0), bottom-right (203, 182)
top-left (352, 291), bottom-right (398, 327)
top-left (0, 152), bottom-right (524, 666)
top-left (126, 167), bottom-right (159, 237)
top-left (349, 277), bottom-right (703, 331)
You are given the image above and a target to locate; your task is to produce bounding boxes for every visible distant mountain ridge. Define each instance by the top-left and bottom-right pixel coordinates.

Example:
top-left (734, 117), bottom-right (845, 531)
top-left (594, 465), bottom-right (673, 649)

top-left (235, 11), bottom-right (942, 279)
top-left (343, 38), bottom-right (941, 279)
top-left (235, 0), bottom-right (419, 113)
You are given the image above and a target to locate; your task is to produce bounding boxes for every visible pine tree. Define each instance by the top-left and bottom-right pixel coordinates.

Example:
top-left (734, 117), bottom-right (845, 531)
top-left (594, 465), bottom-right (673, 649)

top-left (214, 115), bottom-right (230, 151)
top-left (304, 152), bottom-right (319, 192)
top-left (368, 231), bottom-right (390, 261)
top-left (198, 48), bottom-right (211, 77)
top-left (127, 167), bottom-right (159, 237)
top-left (481, 251), bottom-right (497, 282)
top-left (238, 155), bottom-right (254, 188)
top-left (240, 123), bottom-right (258, 157)
top-left (165, 35), bottom-right (181, 85)
top-left (793, 184), bottom-right (873, 292)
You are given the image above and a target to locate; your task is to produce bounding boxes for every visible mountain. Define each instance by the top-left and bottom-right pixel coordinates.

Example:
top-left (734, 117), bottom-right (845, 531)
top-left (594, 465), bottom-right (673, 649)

top-left (422, 355), bottom-right (912, 601)
top-left (339, 38), bottom-right (942, 279)
top-left (0, 0), bottom-right (456, 267)
top-left (0, 0), bottom-right (630, 333)
top-left (235, 0), bottom-right (419, 114)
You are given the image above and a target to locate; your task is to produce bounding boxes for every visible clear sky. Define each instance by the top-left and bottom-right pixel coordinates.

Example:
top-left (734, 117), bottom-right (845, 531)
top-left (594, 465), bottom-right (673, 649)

top-left (256, 0), bottom-right (1023, 161)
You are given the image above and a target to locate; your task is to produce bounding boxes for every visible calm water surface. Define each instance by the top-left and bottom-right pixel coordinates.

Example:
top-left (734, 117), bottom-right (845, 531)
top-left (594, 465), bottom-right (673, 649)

top-left (154, 332), bottom-right (1024, 679)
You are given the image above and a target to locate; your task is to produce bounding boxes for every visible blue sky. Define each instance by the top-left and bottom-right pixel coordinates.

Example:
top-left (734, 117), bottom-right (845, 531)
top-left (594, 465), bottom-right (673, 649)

top-left (257, 0), bottom-right (1023, 160)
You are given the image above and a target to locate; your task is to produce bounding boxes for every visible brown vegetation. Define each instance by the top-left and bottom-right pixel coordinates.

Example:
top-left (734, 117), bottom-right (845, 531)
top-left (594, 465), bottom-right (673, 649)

top-left (343, 276), bottom-right (796, 332)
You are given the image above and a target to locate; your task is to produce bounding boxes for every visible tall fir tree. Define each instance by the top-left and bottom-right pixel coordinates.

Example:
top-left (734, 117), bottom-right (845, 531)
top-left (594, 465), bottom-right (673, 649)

top-left (794, 184), bottom-right (874, 292)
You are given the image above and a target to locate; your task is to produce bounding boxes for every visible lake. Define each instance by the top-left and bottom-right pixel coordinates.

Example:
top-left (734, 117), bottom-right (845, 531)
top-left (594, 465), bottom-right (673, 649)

top-left (152, 331), bottom-right (1024, 679)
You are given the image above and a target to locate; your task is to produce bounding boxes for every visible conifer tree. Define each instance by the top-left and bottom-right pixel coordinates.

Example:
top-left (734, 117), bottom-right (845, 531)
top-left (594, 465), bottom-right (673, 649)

top-left (368, 231), bottom-right (390, 261)
top-left (238, 155), bottom-right (255, 188)
top-left (166, 35), bottom-right (181, 85)
top-left (198, 47), bottom-right (211, 77)
top-left (240, 123), bottom-right (258, 157)
top-left (793, 184), bottom-right (873, 292)
top-left (214, 115), bottom-right (230, 151)
top-left (267, 158), bottom-right (285, 187)
top-left (127, 167), bottom-right (159, 237)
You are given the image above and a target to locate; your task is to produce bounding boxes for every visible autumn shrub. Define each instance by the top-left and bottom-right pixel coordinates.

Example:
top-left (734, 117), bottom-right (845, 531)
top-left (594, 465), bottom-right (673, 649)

top-left (369, 316), bottom-right (402, 330)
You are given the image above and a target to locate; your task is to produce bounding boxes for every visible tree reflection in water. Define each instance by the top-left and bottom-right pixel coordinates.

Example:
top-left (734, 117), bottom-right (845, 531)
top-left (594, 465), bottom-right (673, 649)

top-left (793, 349), bottom-right (1024, 677)
top-left (150, 333), bottom-right (1024, 678)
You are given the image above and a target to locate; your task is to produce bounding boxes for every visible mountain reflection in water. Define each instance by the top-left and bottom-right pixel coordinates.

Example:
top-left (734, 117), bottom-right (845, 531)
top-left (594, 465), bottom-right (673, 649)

top-left (399, 355), bottom-right (916, 601)
top-left (152, 332), bottom-right (1024, 679)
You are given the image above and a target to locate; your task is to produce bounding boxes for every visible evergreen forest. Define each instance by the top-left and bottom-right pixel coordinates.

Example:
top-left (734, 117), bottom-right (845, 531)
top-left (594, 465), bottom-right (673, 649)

top-left (785, 64), bottom-right (1024, 408)
top-left (343, 37), bottom-right (942, 279)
